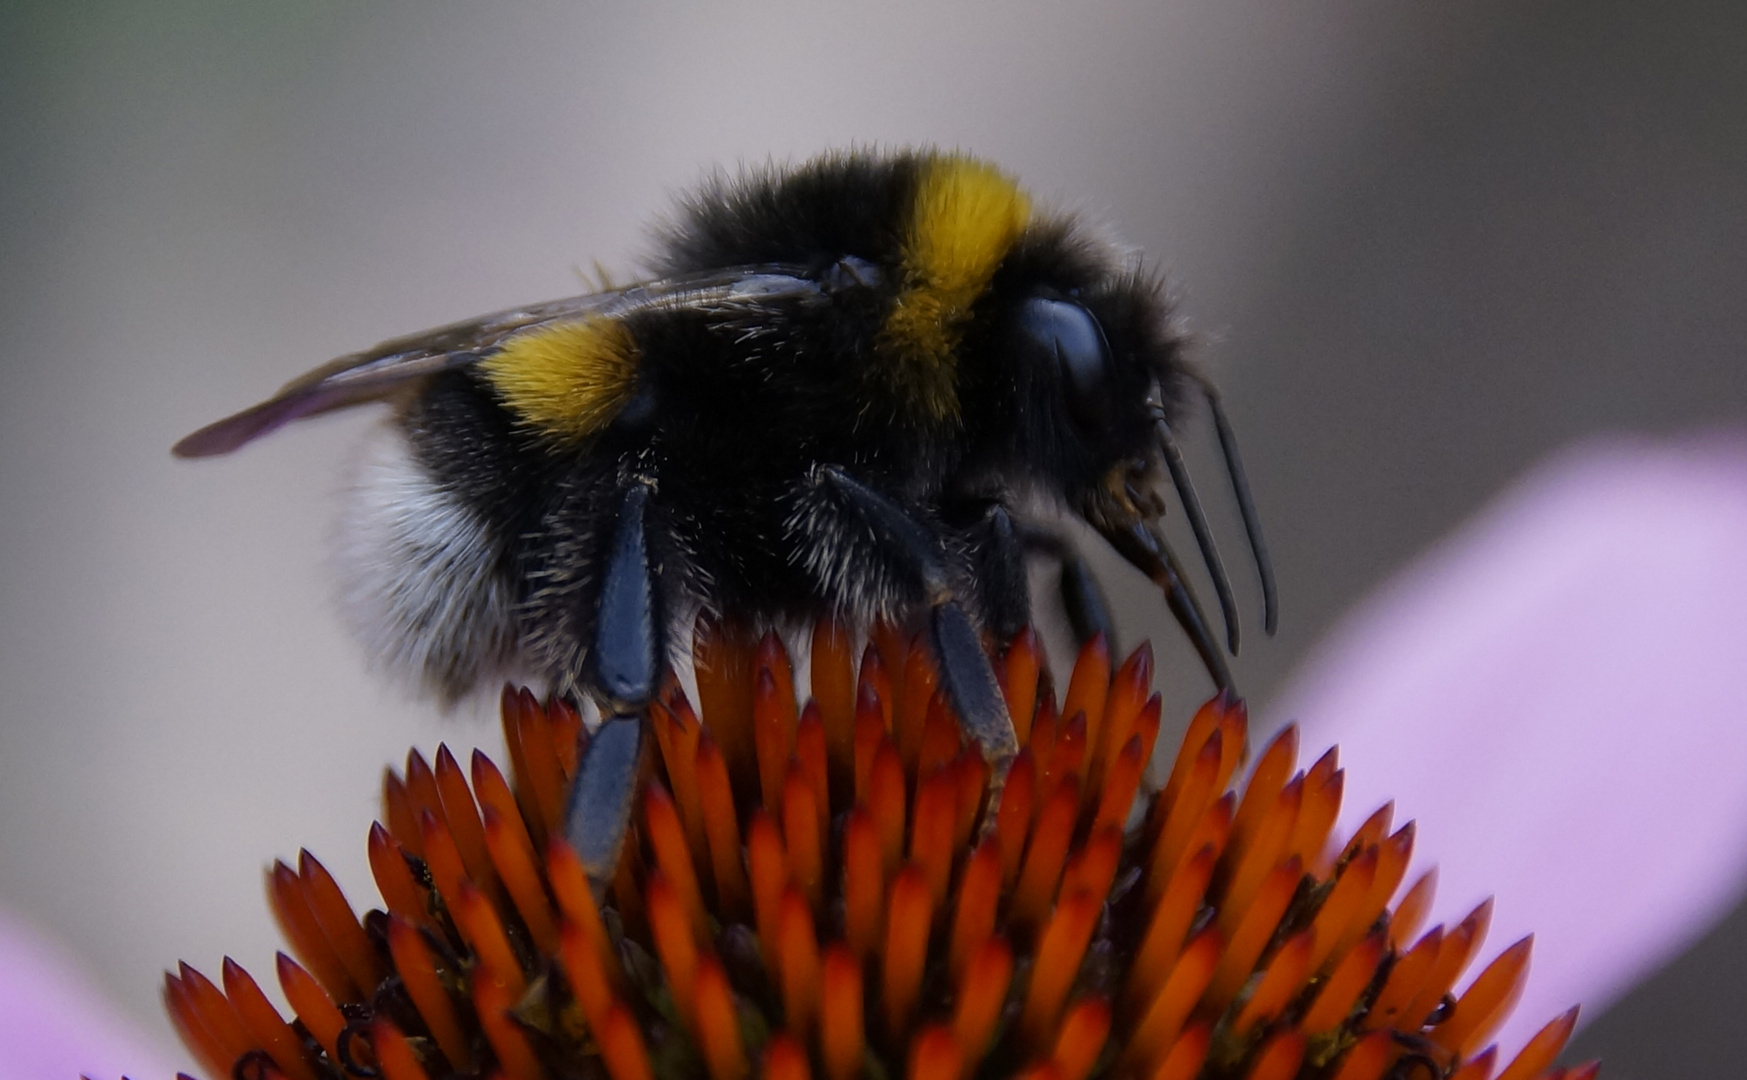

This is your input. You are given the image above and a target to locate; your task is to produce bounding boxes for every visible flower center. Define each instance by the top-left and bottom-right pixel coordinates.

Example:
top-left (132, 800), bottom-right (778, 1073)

top-left (166, 616), bottom-right (1594, 1080)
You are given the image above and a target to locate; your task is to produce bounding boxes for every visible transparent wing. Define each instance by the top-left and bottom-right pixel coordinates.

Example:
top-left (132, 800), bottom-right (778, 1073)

top-left (172, 267), bottom-right (823, 457)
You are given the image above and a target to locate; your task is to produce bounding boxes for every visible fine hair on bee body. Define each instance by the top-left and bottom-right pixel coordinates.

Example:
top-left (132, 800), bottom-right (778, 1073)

top-left (176, 148), bottom-right (1276, 768)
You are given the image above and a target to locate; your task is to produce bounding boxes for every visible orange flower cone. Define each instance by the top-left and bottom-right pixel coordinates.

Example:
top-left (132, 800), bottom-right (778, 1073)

top-left (167, 616), bottom-right (1595, 1080)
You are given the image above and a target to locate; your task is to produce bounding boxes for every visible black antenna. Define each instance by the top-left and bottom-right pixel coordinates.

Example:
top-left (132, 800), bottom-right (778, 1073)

top-left (1194, 377), bottom-right (1278, 634)
top-left (1156, 417), bottom-right (1241, 655)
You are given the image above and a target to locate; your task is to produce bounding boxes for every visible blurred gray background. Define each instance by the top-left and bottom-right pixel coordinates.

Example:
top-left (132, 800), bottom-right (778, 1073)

top-left (3, 1), bottom-right (1743, 1075)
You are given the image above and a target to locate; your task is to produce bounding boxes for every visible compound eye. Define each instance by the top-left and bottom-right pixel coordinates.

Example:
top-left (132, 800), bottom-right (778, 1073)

top-left (1018, 296), bottom-right (1113, 428)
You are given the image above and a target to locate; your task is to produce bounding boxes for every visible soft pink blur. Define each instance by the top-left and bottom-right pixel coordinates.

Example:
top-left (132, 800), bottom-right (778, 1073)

top-left (0, 908), bottom-right (179, 1080)
top-left (1269, 433), bottom-right (1747, 1057)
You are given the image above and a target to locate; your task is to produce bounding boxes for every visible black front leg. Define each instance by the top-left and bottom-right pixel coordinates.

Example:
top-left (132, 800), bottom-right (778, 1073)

top-left (792, 468), bottom-right (1019, 768)
top-left (1016, 522), bottom-right (1119, 652)
top-left (948, 499), bottom-right (1031, 645)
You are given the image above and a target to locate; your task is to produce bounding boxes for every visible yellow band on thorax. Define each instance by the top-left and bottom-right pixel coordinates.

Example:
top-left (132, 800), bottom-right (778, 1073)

top-left (880, 155), bottom-right (1032, 425)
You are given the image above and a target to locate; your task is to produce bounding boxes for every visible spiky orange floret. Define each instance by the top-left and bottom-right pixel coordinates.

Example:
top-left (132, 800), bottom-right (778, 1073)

top-left (168, 617), bottom-right (1593, 1080)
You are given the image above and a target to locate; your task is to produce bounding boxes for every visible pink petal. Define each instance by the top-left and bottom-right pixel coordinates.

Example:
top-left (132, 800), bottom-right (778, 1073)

top-left (0, 907), bottom-right (180, 1080)
top-left (1267, 433), bottom-right (1747, 1056)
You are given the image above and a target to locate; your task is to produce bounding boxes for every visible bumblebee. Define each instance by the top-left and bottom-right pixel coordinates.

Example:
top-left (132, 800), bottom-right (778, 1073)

top-left (176, 149), bottom-right (1274, 843)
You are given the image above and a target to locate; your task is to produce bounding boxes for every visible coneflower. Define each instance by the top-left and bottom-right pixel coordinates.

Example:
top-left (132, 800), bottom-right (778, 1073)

top-left (166, 616), bottom-right (1594, 1080)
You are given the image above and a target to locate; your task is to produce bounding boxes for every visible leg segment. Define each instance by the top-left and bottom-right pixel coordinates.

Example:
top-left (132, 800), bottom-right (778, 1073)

top-left (804, 468), bottom-right (1019, 766)
top-left (1018, 523), bottom-right (1118, 651)
top-left (951, 499), bottom-right (1030, 644)
top-left (564, 715), bottom-right (645, 889)
top-left (565, 477), bottom-right (661, 888)
top-left (1059, 554), bottom-right (1116, 651)
top-left (588, 479), bottom-right (660, 715)
top-left (931, 601), bottom-right (1018, 763)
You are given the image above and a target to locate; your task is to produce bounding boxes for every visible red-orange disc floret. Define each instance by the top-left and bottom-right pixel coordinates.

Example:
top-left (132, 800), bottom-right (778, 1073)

top-left (168, 616), bottom-right (1594, 1080)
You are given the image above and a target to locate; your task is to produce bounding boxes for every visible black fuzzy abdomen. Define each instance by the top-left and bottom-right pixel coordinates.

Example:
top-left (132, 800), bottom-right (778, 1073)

top-left (404, 369), bottom-right (560, 544)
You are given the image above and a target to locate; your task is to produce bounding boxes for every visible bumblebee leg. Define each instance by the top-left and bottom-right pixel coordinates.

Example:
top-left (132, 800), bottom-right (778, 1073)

top-left (564, 714), bottom-right (645, 889)
top-left (1018, 524), bottom-right (1118, 650)
top-left (589, 479), bottom-right (660, 715)
top-left (814, 468), bottom-right (1018, 766)
top-left (1098, 517), bottom-right (1235, 695)
top-left (1060, 553), bottom-right (1117, 650)
top-left (565, 478), bottom-right (660, 888)
top-left (953, 499), bottom-right (1030, 643)
top-left (932, 601), bottom-right (1018, 760)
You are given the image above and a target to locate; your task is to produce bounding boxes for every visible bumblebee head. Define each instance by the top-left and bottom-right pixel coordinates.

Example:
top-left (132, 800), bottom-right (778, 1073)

top-left (966, 219), bottom-right (1187, 515)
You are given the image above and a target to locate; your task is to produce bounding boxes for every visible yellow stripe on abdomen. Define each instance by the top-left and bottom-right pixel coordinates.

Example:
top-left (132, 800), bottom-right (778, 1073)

top-left (481, 317), bottom-right (640, 441)
top-left (880, 155), bottom-right (1032, 425)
